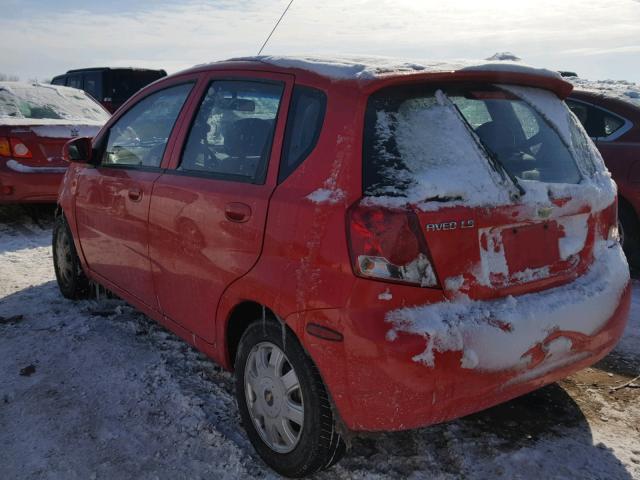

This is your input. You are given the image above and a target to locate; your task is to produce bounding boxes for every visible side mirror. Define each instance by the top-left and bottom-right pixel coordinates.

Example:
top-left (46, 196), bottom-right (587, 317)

top-left (63, 137), bottom-right (93, 164)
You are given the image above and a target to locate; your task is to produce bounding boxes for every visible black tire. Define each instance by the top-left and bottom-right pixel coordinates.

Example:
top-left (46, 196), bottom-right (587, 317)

top-left (619, 201), bottom-right (640, 267)
top-left (52, 213), bottom-right (91, 299)
top-left (235, 320), bottom-right (345, 477)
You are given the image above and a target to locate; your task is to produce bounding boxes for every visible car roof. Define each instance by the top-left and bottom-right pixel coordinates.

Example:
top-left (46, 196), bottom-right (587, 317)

top-left (178, 55), bottom-right (574, 98)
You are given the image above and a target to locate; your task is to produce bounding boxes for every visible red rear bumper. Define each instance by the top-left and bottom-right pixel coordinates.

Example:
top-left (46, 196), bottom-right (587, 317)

top-left (300, 281), bottom-right (631, 432)
top-left (0, 161), bottom-right (64, 203)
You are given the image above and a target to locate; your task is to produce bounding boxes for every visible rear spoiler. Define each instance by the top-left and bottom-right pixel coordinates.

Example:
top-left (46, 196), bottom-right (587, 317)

top-left (365, 70), bottom-right (574, 99)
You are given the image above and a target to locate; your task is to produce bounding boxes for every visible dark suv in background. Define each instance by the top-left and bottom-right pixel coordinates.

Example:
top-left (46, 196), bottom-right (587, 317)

top-left (51, 67), bottom-right (166, 113)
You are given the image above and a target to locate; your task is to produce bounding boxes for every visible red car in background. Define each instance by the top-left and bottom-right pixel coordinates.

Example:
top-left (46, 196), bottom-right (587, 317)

top-left (0, 82), bottom-right (109, 203)
top-left (53, 57), bottom-right (630, 477)
top-left (567, 90), bottom-right (640, 266)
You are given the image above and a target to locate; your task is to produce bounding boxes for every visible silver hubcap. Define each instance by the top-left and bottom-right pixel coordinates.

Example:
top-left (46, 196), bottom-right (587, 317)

top-left (244, 342), bottom-right (304, 453)
top-left (55, 229), bottom-right (74, 285)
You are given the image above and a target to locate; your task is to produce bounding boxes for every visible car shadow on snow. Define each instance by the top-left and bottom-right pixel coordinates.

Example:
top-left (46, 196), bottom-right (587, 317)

top-left (334, 383), bottom-right (634, 479)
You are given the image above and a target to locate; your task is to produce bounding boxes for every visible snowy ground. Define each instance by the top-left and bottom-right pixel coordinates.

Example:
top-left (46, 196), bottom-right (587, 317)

top-left (0, 205), bottom-right (639, 480)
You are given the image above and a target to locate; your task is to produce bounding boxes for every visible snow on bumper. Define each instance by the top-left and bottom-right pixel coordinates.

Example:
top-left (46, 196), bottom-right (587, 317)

top-left (386, 240), bottom-right (630, 374)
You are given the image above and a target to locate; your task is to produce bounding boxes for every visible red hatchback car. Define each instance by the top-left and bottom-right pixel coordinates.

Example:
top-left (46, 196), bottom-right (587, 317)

top-left (53, 57), bottom-right (631, 477)
top-left (566, 89), bottom-right (640, 266)
top-left (0, 82), bottom-right (109, 203)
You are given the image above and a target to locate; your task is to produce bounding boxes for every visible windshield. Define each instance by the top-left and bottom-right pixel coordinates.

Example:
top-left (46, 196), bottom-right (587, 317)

top-left (0, 83), bottom-right (109, 123)
top-left (363, 84), bottom-right (588, 206)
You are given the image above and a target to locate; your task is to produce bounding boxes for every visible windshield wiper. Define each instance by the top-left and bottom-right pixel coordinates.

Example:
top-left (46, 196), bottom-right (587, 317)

top-left (450, 103), bottom-right (525, 198)
top-left (475, 137), bottom-right (526, 198)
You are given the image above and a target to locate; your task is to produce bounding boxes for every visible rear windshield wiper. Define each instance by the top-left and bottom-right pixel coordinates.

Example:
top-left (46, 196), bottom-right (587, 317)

top-left (475, 137), bottom-right (526, 198)
top-left (450, 103), bottom-right (525, 199)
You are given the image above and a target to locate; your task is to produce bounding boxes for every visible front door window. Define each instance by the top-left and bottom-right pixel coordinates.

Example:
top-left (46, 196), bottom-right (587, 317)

top-left (102, 83), bottom-right (193, 168)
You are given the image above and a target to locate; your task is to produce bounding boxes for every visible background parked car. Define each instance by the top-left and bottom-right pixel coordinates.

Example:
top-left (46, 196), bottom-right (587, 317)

top-left (51, 67), bottom-right (167, 113)
top-left (566, 87), bottom-right (640, 266)
top-left (0, 82), bottom-right (109, 203)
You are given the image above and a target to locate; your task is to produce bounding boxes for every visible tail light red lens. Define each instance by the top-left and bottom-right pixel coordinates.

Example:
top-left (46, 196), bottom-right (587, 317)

top-left (9, 138), bottom-right (32, 158)
top-left (0, 137), bottom-right (10, 157)
top-left (347, 202), bottom-right (439, 287)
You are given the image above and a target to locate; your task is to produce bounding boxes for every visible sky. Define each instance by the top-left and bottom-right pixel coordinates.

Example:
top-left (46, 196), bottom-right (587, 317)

top-left (1, 0), bottom-right (639, 82)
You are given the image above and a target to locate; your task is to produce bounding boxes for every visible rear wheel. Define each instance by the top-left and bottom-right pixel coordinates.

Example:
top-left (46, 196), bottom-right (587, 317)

top-left (235, 320), bottom-right (345, 477)
top-left (619, 201), bottom-right (640, 267)
top-left (52, 214), bottom-right (90, 299)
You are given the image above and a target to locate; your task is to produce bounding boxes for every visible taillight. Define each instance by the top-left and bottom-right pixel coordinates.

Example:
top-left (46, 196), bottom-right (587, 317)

top-left (0, 137), bottom-right (10, 157)
top-left (602, 200), bottom-right (620, 245)
top-left (347, 202), bottom-right (439, 287)
top-left (9, 138), bottom-right (32, 158)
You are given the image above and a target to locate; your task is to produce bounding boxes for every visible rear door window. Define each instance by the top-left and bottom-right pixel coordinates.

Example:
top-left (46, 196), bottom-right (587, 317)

top-left (278, 86), bottom-right (326, 182)
top-left (179, 80), bottom-right (284, 183)
top-left (101, 83), bottom-right (193, 168)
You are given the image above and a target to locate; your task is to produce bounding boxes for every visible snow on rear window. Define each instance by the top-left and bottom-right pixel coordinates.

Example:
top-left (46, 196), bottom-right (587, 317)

top-left (363, 83), bottom-right (610, 211)
top-left (0, 83), bottom-right (109, 124)
top-left (363, 88), bottom-right (512, 209)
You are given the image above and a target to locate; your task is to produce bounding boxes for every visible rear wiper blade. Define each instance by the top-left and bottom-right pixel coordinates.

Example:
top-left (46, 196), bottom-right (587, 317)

top-left (476, 137), bottom-right (526, 198)
top-left (450, 103), bottom-right (525, 198)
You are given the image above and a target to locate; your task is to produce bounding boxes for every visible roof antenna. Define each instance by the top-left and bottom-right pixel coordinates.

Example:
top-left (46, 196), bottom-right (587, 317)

top-left (257, 0), bottom-right (295, 56)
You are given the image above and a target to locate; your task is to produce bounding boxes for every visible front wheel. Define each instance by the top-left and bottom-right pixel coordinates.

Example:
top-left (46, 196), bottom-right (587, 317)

top-left (235, 320), bottom-right (345, 477)
top-left (52, 214), bottom-right (90, 299)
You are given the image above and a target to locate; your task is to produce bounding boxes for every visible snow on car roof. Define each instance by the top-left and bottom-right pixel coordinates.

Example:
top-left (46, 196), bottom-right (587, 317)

top-left (228, 55), bottom-right (563, 81)
top-left (569, 77), bottom-right (640, 109)
top-left (0, 82), bottom-right (110, 126)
